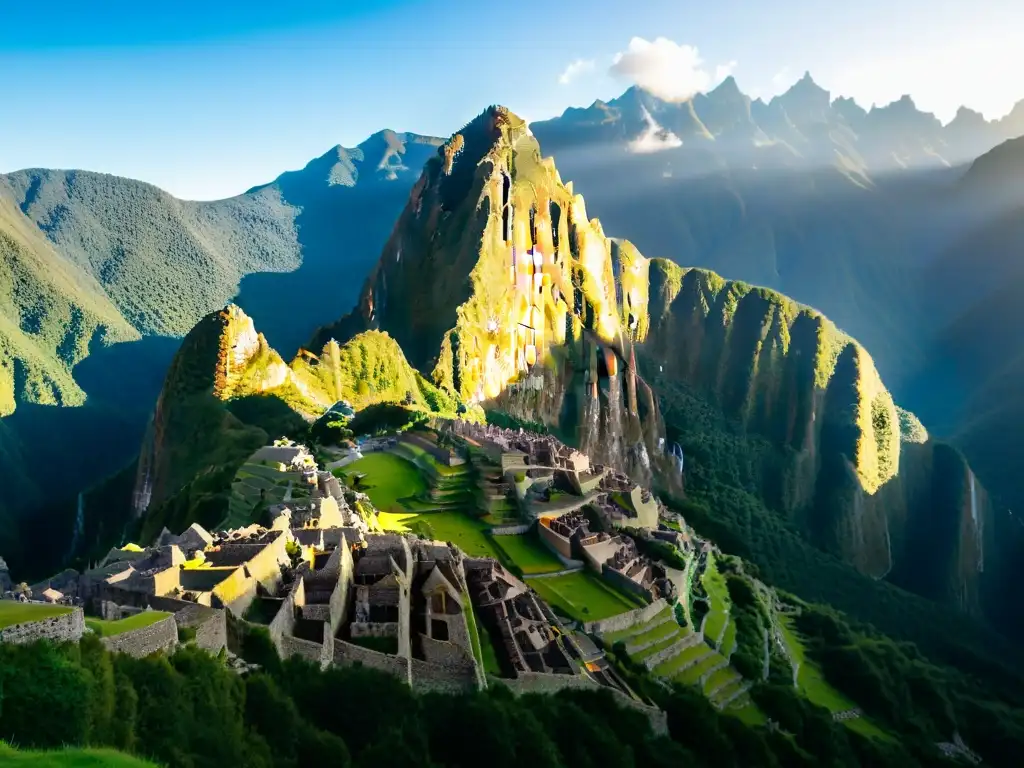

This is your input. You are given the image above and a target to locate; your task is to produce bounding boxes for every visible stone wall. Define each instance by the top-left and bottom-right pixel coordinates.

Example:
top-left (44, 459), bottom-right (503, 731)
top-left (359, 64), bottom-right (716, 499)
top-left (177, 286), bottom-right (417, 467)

top-left (280, 633), bottom-right (324, 665)
top-left (496, 674), bottom-right (668, 735)
top-left (148, 595), bottom-right (227, 653)
top-left (601, 565), bottom-right (654, 604)
top-left (420, 633), bottom-right (474, 667)
top-left (583, 597), bottom-right (667, 634)
top-left (332, 638), bottom-right (410, 682)
top-left (193, 610), bottom-right (227, 653)
top-left (351, 621), bottom-right (398, 638)
top-left (328, 538), bottom-right (353, 635)
top-left (409, 657), bottom-right (478, 694)
top-left (0, 607), bottom-right (84, 645)
top-left (491, 524), bottom-right (531, 535)
top-left (100, 615), bottom-right (178, 658)
top-left (268, 579), bottom-right (302, 653)
top-left (301, 604), bottom-right (332, 622)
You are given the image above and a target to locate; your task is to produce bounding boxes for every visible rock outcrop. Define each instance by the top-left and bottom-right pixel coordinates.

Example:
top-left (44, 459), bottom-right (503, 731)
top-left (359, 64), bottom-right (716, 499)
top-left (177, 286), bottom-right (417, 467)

top-left (314, 107), bottom-right (677, 487)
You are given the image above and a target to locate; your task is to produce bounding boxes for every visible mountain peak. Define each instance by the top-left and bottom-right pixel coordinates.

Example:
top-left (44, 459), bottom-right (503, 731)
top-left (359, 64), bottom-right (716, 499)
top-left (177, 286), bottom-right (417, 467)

top-left (710, 75), bottom-right (742, 97)
top-left (774, 70), bottom-right (831, 118)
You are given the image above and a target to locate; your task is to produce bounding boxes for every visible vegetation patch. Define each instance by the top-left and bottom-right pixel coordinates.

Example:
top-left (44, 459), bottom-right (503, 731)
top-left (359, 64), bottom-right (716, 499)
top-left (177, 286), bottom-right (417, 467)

top-left (0, 742), bottom-right (158, 767)
top-left (409, 511), bottom-right (498, 558)
top-left (85, 612), bottom-right (171, 638)
top-left (527, 572), bottom-right (640, 622)
top-left (342, 452), bottom-right (426, 512)
top-left (490, 533), bottom-right (564, 574)
top-left (0, 601), bottom-right (72, 629)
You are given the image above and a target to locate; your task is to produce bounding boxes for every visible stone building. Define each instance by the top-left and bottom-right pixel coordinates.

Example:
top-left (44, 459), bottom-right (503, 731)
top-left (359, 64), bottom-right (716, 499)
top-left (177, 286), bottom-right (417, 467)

top-left (464, 558), bottom-right (576, 677)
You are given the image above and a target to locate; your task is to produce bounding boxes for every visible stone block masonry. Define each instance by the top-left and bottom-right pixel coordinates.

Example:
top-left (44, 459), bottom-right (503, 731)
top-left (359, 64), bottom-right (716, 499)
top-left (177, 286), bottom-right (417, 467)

top-left (100, 615), bottom-right (178, 658)
top-left (333, 638), bottom-right (411, 683)
top-left (148, 595), bottom-right (227, 653)
top-left (583, 598), bottom-right (667, 635)
top-left (495, 673), bottom-right (668, 735)
top-left (0, 607), bottom-right (85, 645)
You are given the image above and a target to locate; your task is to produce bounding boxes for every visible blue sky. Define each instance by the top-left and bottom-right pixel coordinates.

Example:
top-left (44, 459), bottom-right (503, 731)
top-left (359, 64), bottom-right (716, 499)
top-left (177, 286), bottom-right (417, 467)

top-left (2, 0), bottom-right (1021, 199)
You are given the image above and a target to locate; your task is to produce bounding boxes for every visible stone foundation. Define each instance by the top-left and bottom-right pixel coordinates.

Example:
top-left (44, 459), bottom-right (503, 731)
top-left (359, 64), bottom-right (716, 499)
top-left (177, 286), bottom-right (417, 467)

top-left (0, 607), bottom-right (84, 645)
top-left (333, 638), bottom-right (410, 682)
top-left (100, 615), bottom-right (178, 658)
top-left (584, 598), bottom-right (666, 634)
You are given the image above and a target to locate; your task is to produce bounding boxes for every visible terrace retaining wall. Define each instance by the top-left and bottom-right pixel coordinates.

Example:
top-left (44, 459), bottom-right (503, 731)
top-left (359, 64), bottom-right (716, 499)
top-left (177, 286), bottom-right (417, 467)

top-left (0, 606), bottom-right (84, 645)
top-left (583, 598), bottom-right (667, 635)
top-left (409, 656), bottom-right (478, 693)
top-left (496, 673), bottom-right (668, 734)
top-left (332, 638), bottom-right (410, 682)
top-left (148, 596), bottom-right (227, 653)
top-left (100, 615), bottom-right (178, 658)
top-left (280, 634), bottom-right (324, 666)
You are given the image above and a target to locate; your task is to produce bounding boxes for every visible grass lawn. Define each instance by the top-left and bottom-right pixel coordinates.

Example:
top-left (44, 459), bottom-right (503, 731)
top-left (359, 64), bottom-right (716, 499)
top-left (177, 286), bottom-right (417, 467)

top-left (653, 638), bottom-right (711, 677)
top-left (348, 635), bottom-right (399, 655)
top-left (675, 650), bottom-right (725, 686)
top-left (720, 619), bottom-right (738, 658)
top-left (343, 452), bottom-right (427, 512)
top-left (527, 572), bottom-right (640, 623)
top-left (601, 606), bottom-right (672, 645)
top-left (85, 611), bottom-right (171, 638)
top-left (491, 534), bottom-right (564, 574)
top-left (728, 699), bottom-right (768, 727)
top-left (778, 615), bottom-right (892, 740)
top-left (704, 610), bottom-right (728, 646)
top-left (701, 554), bottom-right (731, 645)
top-left (703, 666), bottom-right (740, 695)
top-left (415, 512), bottom-right (500, 558)
top-left (0, 601), bottom-right (72, 629)
top-left (0, 742), bottom-right (158, 767)
top-left (626, 615), bottom-right (681, 650)
top-left (633, 633), bottom-right (682, 662)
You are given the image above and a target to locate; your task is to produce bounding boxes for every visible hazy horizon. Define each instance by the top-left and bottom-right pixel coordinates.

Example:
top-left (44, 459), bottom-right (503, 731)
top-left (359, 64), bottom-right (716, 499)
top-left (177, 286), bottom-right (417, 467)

top-left (3, 0), bottom-right (1022, 200)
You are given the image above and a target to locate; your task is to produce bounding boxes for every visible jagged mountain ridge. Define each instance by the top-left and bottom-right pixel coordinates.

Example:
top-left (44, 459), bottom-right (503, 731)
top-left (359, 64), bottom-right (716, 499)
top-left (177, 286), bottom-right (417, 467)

top-left (529, 82), bottom-right (1024, 622)
top-left (315, 106), bottom-right (988, 615)
top-left (539, 73), bottom-right (1024, 172)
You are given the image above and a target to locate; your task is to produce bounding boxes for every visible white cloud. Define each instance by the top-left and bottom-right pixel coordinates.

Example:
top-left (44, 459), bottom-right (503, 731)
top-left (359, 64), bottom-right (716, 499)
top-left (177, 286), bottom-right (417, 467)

top-left (610, 37), bottom-right (735, 102)
top-left (627, 106), bottom-right (683, 154)
top-left (558, 58), bottom-right (596, 86)
top-left (771, 66), bottom-right (799, 92)
top-left (715, 60), bottom-right (738, 84)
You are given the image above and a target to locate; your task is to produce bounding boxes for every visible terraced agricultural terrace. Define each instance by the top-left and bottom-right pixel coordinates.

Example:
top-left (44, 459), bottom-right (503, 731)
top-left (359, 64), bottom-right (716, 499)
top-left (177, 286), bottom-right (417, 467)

top-left (336, 431), bottom-right (586, 574)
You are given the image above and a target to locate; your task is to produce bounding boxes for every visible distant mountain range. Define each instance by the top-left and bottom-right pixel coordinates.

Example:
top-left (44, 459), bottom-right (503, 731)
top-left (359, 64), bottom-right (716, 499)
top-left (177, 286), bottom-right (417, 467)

top-left (529, 79), bottom-right (1024, 595)
top-left (538, 73), bottom-right (1024, 173)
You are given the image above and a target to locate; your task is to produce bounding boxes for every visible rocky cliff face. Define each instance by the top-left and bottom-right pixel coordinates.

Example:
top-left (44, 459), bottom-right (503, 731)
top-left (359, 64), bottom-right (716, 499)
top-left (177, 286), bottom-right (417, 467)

top-left (639, 259), bottom-right (988, 610)
top-left (318, 107), bottom-right (678, 487)
top-left (319, 106), bottom-right (989, 616)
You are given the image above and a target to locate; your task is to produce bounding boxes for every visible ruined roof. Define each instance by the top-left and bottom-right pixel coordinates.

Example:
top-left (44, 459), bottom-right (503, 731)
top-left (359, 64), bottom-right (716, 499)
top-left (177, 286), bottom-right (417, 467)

top-left (421, 564), bottom-right (463, 608)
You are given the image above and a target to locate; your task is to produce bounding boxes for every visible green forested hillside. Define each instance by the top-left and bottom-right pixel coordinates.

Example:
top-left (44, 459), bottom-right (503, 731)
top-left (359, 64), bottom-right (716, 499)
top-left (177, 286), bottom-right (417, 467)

top-left (0, 134), bottom-right (437, 571)
top-left (3, 169), bottom-right (302, 336)
top-left (0, 185), bottom-right (139, 415)
top-left (128, 306), bottom-right (462, 547)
